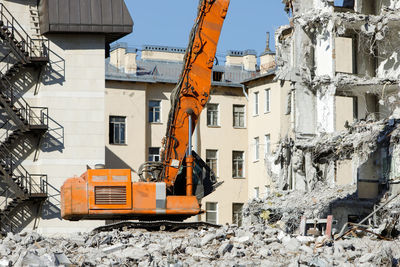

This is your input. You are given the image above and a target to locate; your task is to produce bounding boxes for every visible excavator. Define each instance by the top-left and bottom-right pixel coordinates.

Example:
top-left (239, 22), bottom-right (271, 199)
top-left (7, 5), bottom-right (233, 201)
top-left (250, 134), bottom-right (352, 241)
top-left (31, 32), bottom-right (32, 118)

top-left (61, 0), bottom-right (230, 225)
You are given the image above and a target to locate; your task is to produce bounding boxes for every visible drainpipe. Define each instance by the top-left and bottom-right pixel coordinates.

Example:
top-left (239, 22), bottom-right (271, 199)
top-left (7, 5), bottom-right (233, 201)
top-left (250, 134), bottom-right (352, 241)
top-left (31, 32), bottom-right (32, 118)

top-left (241, 84), bottom-right (249, 100)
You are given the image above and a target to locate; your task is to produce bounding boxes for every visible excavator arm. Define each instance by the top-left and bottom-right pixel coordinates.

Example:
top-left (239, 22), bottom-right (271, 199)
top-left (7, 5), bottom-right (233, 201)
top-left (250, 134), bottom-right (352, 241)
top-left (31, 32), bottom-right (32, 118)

top-left (161, 0), bottom-right (230, 188)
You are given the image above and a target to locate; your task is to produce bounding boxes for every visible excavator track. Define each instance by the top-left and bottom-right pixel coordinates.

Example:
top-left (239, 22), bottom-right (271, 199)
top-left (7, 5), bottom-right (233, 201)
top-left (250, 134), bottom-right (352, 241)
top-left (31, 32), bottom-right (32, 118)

top-left (92, 220), bottom-right (221, 233)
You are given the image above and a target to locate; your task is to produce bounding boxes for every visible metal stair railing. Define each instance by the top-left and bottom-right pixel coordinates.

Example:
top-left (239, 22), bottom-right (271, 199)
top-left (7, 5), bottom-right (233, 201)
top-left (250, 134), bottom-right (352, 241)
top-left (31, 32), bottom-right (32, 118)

top-left (0, 187), bottom-right (13, 210)
top-left (0, 4), bottom-right (49, 60)
top-left (28, 107), bottom-right (48, 127)
top-left (0, 75), bottom-right (48, 129)
top-left (0, 51), bottom-right (20, 78)
top-left (28, 174), bottom-right (48, 195)
top-left (1, 155), bottom-right (47, 196)
top-left (0, 119), bottom-right (13, 141)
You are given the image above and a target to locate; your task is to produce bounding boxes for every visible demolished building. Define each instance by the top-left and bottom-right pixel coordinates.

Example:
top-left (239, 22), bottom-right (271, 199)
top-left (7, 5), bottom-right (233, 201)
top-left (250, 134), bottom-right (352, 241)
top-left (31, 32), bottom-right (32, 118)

top-left (246, 0), bottom-right (400, 229)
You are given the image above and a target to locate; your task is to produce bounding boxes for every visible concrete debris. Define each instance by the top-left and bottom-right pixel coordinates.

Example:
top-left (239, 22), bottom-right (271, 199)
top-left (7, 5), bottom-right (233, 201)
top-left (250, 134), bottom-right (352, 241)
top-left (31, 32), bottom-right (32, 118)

top-left (0, 221), bottom-right (398, 266)
top-left (269, 118), bottom-right (400, 191)
top-left (243, 183), bottom-right (357, 233)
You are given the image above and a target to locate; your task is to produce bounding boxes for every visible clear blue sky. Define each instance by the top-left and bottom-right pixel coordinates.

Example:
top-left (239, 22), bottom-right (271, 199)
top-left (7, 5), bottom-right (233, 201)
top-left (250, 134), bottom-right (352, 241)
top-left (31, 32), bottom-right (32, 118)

top-left (118, 1), bottom-right (289, 58)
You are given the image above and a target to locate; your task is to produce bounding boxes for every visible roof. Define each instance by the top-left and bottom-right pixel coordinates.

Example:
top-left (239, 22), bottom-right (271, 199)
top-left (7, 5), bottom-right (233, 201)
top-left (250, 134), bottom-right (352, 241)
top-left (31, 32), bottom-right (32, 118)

top-left (241, 68), bottom-right (277, 84)
top-left (106, 58), bottom-right (257, 88)
top-left (39, 0), bottom-right (133, 44)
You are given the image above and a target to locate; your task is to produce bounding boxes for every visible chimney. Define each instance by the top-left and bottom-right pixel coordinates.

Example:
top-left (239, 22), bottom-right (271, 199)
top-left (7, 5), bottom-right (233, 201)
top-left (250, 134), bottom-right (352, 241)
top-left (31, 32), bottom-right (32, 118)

top-left (260, 32), bottom-right (276, 74)
top-left (226, 50), bottom-right (257, 71)
top-left (226, 50), bottom-right (244, 67)
top-left (141, 45), bottom-right (185, 62)
top-left (110, 43), bottom-right (137, 73)
top-left (265, 32), bottom-right (271, 52)
top-left (243, 50), bottom-right (257, 71)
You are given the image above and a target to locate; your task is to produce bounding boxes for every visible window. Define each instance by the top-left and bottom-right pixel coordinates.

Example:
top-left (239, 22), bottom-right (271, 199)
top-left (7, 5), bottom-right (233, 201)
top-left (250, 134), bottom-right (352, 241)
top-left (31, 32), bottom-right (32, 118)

top-left (207, 103), bottom-right (219, 126)
top-left (148, 147), bottom-right (160, 162)
top-left (265, 134), bottom-right (271, 157)
top-left (265, 89), bottom-right (270, 113)
top-left (233, 105), bottom-right (245, 128)
top-left (109, 116), bottom-right (126, 144)
top-left (232, 151), bottom-right (244, 178)
top-left (254, 187), bottom-right (259, 198)
top-left (254, 137), bottom-right (259, 161)
top-left (253, 92), bottom-right (259, 116)
top-left (232, 203), bottom-right (244, 226)
top-left (206, 202), bottom-right (218, 224)
top-left (149, 100), bottom-right (161, 123)
top-left (206, 149), bottom-right (218, 176)
top-left (213, 71), bottom-right (224, 82)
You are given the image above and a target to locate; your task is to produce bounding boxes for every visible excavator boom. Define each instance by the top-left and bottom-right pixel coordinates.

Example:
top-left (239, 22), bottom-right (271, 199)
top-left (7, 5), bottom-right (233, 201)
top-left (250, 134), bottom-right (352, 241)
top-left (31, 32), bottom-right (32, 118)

top-left (162, 0), bottom-right (230, 187)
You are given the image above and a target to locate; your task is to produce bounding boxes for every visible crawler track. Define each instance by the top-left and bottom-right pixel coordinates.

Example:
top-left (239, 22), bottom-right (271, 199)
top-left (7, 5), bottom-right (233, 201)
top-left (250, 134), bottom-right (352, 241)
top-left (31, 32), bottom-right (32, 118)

top-left (92, 220), bottom-right (221, 233)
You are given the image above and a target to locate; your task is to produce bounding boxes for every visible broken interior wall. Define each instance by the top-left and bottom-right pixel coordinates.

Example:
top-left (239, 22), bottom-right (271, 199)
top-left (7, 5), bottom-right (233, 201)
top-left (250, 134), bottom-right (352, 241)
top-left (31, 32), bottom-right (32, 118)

top-left (377, 30), bottom-right (400, 80)
top-left (271, 0), bottom-right (400, 194)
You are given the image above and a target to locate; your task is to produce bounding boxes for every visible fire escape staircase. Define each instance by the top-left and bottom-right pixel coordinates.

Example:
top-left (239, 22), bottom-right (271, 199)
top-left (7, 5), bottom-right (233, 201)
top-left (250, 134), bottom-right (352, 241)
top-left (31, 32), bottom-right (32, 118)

top-left (0, 4), bottom-right (49, 232)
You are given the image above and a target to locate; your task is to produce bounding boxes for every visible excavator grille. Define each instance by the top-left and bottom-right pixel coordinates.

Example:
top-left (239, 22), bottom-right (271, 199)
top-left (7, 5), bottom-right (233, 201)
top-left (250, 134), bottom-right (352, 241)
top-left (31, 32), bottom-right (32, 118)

top-left (95, 186), bottom-right (127, 205)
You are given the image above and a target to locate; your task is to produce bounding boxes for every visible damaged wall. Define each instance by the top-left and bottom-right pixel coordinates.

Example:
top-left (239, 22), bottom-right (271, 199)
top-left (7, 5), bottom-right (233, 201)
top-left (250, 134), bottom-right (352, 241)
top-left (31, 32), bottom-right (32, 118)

top-left (271, 0), bottom-right (400, 195)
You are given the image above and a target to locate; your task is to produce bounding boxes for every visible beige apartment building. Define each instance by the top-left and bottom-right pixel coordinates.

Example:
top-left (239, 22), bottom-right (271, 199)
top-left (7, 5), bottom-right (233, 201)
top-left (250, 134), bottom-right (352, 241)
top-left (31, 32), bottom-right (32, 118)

top-left (105, 42), bottom-right (285, 225)
top-left (243, 72), bottom-right (291, 198)
top-left (0, 0), bottom-right (133, 233)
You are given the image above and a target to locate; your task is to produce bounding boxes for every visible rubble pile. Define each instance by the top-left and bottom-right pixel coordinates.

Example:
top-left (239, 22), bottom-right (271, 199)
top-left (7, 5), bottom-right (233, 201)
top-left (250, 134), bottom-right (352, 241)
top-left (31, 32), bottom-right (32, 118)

top-left (269, 118), bottom-right (400, 191)
top-left (298, 118), bottom-right (399, 162)
top-left (243, 183), bottom-right (357, 233)
top-left (372, 196), bottom-right (400, 238)
top-left (0, 220), bottom-right (398, 266)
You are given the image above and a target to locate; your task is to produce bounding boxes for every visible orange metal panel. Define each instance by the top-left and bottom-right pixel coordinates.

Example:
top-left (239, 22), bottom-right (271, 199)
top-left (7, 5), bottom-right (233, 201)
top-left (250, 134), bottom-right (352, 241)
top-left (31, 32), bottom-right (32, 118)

top-left (131, 183), bottom-right (156, 213)
top-left (88, 169), bottom-right (132, 210)
top-left (61, 176), bottom-right (88, 220)
top-left (165, 196), bottom-right (200, 214)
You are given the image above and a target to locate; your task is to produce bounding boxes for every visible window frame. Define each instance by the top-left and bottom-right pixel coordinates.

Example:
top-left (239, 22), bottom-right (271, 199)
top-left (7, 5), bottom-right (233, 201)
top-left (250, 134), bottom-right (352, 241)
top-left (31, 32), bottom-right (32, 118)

top-left (254, 137), bottom-right (260, 162)
top-left (206, 149), bottom-right (218, 177)
top-left (148, 147), bottom-right (160, 162)
top-left (109, 116), bottom-right (126, 145)
top-left (233, 104), bottom-right (246, 128)
top-left (253, 92), bottom-right (259, 116)
top-left (232, 151), bottom-right (245, 178)
top-left (265, 88), bottom-right (271, 113)
top-left (206, 202), bottom-right (218, 224)
top-left (207, 103), bottom-right (220, 127)
top-left (149, 100), bottom-right (161, 123)
top-left (265, 134), bottom-right (271, 158)
top-left (232, 203), bottom-right (244, 226)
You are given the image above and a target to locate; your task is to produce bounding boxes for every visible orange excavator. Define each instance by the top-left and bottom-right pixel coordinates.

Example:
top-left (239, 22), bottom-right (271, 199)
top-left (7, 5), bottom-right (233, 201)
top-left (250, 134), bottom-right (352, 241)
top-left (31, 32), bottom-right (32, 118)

top-left (61, 0), bottom-right (230, 222)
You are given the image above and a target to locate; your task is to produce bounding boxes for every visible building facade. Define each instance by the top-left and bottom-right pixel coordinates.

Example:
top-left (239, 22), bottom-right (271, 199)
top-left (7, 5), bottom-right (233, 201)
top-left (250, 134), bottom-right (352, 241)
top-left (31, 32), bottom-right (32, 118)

top-left (0, 0), bottom-right (133, 233)
top-left (106, 44), bottom-right (267, 225)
